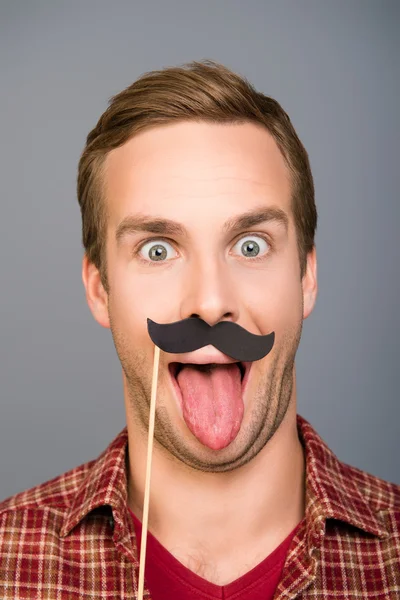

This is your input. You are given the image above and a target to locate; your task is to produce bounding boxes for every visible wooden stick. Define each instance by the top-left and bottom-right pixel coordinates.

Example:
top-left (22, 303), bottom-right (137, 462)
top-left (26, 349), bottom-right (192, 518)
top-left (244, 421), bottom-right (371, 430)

top-left (137, 344), bottom-right (160, 600)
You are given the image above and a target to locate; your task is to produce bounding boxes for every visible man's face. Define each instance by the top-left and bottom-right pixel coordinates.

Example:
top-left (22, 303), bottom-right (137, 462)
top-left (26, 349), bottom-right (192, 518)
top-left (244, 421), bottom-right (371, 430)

top-left (94, 121), bottom-right (315, 472)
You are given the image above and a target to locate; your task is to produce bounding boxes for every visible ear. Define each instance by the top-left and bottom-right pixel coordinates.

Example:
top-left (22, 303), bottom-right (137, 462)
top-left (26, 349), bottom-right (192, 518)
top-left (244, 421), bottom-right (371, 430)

top-left (302, 246), bottom-right (318, 320)
top-left (82, 254), bottom-right (110, 329)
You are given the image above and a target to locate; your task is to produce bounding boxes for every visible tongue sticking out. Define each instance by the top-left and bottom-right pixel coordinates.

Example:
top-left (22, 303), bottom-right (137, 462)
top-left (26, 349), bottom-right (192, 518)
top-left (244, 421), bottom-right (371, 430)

top-left (176, 363), bottom-right (244, 450)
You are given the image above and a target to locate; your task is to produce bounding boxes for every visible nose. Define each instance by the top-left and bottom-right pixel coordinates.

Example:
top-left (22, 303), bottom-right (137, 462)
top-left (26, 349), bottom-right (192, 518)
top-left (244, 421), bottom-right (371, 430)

top-left (179, 257), bottom-right (240, 327)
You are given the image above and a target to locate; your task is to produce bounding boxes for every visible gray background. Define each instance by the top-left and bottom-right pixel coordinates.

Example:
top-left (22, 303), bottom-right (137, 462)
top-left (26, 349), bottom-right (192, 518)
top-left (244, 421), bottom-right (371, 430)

top-left (0, 0), bottom-right (399, 501)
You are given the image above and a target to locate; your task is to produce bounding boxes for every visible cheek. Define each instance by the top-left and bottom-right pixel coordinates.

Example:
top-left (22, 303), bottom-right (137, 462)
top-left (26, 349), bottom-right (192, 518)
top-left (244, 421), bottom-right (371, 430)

top-left (108, 266), bottom-right (147, 340)
top-left (110, 244), bottom-right (186, 314)
top-left (245, 264), bottom-right (303, 332)
top-left (275, 288), bottom-right (303, 330)
top-left (108, 258), bottom-right (182, 346)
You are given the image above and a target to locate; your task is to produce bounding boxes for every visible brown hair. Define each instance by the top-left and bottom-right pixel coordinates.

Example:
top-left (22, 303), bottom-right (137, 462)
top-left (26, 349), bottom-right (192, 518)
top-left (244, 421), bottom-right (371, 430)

top-left (77, 59), bottom-right (317, 292)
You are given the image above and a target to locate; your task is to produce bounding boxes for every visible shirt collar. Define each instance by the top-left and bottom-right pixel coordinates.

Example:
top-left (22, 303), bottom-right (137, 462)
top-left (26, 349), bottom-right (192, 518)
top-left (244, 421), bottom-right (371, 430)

top-left (297, 414), bottom-right (388, 546)
top-left (59, 429), bottom-right (131, 542)
top-left (60, 415), bottom-right (388, 542)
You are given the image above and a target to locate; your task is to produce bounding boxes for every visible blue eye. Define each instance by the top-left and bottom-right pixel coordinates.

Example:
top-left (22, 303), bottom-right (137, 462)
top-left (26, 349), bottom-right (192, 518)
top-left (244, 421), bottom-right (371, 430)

top-left (232, 236), bottom-right (269, 258)
top-left (139, 240), bottom-right (176, 262)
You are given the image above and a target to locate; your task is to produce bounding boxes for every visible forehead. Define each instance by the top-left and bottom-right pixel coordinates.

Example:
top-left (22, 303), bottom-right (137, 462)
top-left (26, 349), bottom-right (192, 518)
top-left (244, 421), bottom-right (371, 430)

top-left (103, 121), bottom-right (292, 226)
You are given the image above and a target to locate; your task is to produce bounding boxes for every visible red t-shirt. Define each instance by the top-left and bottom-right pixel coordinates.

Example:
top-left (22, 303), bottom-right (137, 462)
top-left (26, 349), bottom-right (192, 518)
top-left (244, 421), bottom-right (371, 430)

top-left (130, 508), bottom-right (301, 599)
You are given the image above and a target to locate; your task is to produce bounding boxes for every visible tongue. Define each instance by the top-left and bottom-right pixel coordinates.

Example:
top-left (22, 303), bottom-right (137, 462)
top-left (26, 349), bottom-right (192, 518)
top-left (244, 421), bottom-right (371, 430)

top-left (176, 364), bottom-right (244, 450)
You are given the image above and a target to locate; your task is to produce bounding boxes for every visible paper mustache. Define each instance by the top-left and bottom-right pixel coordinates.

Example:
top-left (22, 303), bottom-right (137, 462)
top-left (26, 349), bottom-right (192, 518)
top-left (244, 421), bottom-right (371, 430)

top-left (147, 317), bottom-right (275, 362)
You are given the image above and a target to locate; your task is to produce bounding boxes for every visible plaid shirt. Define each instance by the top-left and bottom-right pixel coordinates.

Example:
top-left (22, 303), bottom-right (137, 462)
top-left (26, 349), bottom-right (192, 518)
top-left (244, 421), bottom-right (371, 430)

top-left (1, 414), bottom-right (399, 599)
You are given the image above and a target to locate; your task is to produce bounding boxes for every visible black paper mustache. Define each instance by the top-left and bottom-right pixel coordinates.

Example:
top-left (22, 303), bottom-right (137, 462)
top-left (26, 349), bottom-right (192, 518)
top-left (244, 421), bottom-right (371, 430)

top-left (147, 317), bottom-right (275, 362)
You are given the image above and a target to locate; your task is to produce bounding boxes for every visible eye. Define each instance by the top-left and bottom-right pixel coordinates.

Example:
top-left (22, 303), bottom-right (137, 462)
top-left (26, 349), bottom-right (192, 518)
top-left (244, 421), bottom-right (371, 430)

top-left (231, 235), bottom-right (270, 258)
top-left (138, 239), bottom-right (176, 262)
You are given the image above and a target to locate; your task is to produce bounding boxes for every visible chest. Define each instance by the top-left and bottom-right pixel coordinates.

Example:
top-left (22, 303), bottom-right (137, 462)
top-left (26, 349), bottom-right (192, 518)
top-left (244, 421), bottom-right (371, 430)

top-left (3, 527), bottom-right (399, 599)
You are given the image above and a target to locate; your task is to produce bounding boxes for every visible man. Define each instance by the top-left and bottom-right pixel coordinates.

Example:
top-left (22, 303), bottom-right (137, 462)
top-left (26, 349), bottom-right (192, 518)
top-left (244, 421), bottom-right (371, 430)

top-left (1, 60), bottom-right (399, 599)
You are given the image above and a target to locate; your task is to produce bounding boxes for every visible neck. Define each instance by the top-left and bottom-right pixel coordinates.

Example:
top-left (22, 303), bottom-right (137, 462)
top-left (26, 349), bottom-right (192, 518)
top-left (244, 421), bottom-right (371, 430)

top-left (126, 384), bottom-right (306, 572)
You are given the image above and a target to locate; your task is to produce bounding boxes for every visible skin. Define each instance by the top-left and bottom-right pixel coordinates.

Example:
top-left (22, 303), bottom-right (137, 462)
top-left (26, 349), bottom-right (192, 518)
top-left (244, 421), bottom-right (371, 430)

top-left (82, 121), bottom-right (318, 585)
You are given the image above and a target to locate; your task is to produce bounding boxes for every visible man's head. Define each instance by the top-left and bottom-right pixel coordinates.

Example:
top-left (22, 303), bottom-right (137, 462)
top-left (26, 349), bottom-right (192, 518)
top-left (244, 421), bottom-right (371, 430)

top-left (80, 60), bottom-right (318, 472)
top-left (78, 60), bottom-right (316, 293)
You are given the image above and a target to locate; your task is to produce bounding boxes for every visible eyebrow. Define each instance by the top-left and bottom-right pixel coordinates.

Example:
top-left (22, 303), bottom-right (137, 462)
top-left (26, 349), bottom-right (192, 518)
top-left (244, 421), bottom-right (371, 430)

top-left (115, 206), bottom-right (289, 246)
